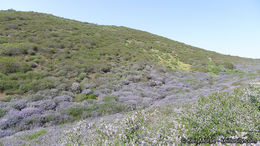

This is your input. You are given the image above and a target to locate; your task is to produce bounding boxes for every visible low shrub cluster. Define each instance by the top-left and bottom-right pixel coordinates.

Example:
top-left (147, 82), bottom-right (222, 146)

top-left (25, 129), bottom-right (47, 140)
top-left (0, 96), bottom-right (11, 102)
top-left (0, 43), bottom-right (38, 56)
top-left (67, 105), bottom-right (85, 119)
top-left (0, 57), bottom-right (31, 74)
top-left (63, 96), bottom-right (125, 120)
top-left (207, 57), bottom-right (243, 75)
top-left (0, 71), bottom-right (54, 94)
top-left (222, 61), bottom-right (236, 70)
top-left (73, 93), bottom-right (97, 102)
top-left (0, 109), bottom-right (6, 117)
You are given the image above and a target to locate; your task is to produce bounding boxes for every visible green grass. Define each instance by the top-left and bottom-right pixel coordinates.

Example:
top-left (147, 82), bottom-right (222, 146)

top-left (25, 129), bottom-right (47, 140)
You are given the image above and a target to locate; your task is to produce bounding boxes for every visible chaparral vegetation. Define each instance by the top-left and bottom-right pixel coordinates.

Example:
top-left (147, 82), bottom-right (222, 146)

top-left (0, 10), bottom-right (259, 145)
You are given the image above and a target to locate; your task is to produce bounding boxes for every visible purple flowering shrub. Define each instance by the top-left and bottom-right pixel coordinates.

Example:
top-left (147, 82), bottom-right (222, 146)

top-left (60, 107), bottom-right (182, 145)
top-left (59, 86), bottom-right (259, 145)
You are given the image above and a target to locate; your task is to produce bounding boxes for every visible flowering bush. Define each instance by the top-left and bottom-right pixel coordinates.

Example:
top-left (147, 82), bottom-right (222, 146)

top-left (60, 107), bottom-right (182, 145)
top-left (180, 87), bottom-right (260, 141)
top-left (59, 86), bottom-right (259, 145)
top-left (59, 121), bottom-right (92, 146)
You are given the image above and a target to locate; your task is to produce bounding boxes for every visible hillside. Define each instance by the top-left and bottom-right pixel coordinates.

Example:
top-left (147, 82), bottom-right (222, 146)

top-left (0, 10), bottom-right (259, 145)
top-left (0, 10), bottom-right (259, 95)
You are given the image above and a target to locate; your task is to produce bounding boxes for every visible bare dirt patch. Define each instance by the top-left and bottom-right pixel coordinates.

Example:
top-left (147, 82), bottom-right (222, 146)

top-left (0, 93), bottom-right (6, 98)
top-left (89, 73), bottom-right (96, 79)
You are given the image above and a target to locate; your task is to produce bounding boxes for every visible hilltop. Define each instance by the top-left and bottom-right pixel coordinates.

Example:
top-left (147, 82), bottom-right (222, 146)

top-left (0, 10), bottom-right (259, 145)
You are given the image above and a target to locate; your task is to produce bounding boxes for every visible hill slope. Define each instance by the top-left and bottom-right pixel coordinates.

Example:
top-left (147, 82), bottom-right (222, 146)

top-left (0, 10), bottom-right (259, 95)
top-left (0, 10), bottom-right (259, 144)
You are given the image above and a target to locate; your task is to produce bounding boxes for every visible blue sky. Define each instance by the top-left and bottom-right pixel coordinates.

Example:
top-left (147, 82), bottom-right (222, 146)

top-left (1, 0), bottom-right (260, 58)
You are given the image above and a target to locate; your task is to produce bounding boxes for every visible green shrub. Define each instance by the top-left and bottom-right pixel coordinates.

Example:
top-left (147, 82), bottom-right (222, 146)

top-left (223, 62), bottom-right (236, 70)
top-left (0, 43), bottom-right (37, 56)
top-left (226, 69), bottom-right (244, 74)
top-left (207, 58), bottom-right (242, 75)
top-left (120, 110), bottom-right (146, 144)
top-left (0, 71), bottom-right (49, 94)
top-left (27, 56), bottom-right (43, 63)
top-left (100, 65), bottom-right (111, 73)
top-left (17, 76), bottom-right (56, 93)
top-left (0, 39), bottom-right (7, 44)
top-left (27, 78), bottom-right (57, 92)
top-left (98, 102), bottom-right (125, 116)
top-left (76, 72), bottom-right (87, 81)
top-left (91, 110), bottom-right (147, 145)
top-left (0, 80), bottom-right (19, 94)
top-left (0, 96), bottom-right (11, 102)
top-left (74, 93), bottom-right (97, 102)
top-left (68, 106), bottom-right (85, 118)
top-left (191, 65), bottom-right (208, 73)
top-left (0, 57), bottom-right (31, 74)
top-left (25, 129), bottom-right (47, 140)
top-left (102, 95), bottom-right (117, 102)
top-left (231, 81), bottom-right (243, 86)
top-left (3, 14), bottom-right (16, 21)
top-left (0, 109), bottom-right (6, 117)
top-left (6, 23), bottom-right (19, 30)
top-left (208, 65), bottom-right (224, 74)
top-left (180, 88), bottom-right (259, 141)
top-left (0, 73), bottom-right (6, 79)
